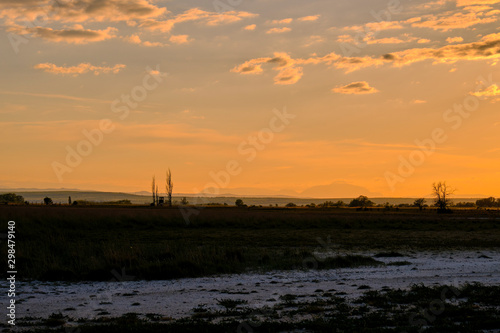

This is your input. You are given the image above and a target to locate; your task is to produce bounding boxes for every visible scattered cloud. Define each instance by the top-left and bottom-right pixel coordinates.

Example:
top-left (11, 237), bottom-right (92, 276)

top-left (298, 15), bottom-right (320, 22)
top-left (270, 18), bottom-right (293, 24)
top-left (169, 34), bottom-right (191, 44)
top-left (140, 8), bottom-right (257, 32)
top-left (17, 26), bottom-right (117, 44)
top-left (231, 51), bottom-right (339, 84)
top-left (412, 99), bottom-right (428, 104)
top-left (332, 81), bottom-right (379, 94)
top-left (410, 10), bottom-right (498, 31)
top-left (34, 63), bottom-right (126, 76)
top-left (470, 84), bottom-right (500, 101)
top-left (343, 20), bottom-right (404, 32)
top-left (447, 36), bottom-right (464, 43)
top-left (456, 0), bottom-right (500, 6)
top-left (338, 32), bottom-right (431, 45)
top-left (266, 27), bottom-right (291, 34)
top-left (233, 32), bottom-right (500, 84)
top-left (124, 34), bottom-right (142, 44)
top-left (304, 35), bottom-right (324, 47)
top-left (123, 34), bottom-right (167, 46)
top-left (0, 0), bottom-right (167, 25)
top-left (244, 24), bottom-right (256, 30)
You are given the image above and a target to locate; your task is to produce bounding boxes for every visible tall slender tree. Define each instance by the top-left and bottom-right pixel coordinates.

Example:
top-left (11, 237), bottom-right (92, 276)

top-left (152, 176), bottom-right (156, 206)
top-left (166, 168), bottom-right (173, 207)
top-left (156, 185), bottom-right (159, 206)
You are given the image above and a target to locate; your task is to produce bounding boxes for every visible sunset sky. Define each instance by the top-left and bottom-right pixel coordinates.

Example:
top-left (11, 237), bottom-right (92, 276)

top-left (1, 0), bottom-right (500, 197)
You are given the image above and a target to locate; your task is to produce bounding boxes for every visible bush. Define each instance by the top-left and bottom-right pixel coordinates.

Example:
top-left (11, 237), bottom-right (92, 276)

top-left (0, 193), bottom-right (24, 204)
top-left (348, 195), bottom-right (374, 208)
top-left (285, 202), bottom-right (297, 207)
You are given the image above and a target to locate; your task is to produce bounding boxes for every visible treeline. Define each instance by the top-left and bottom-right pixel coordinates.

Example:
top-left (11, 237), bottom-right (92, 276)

top-left (475, 197), bottom-right (500, 208)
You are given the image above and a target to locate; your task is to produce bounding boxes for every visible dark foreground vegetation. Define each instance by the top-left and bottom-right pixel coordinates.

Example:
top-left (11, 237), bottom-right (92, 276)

top-left (11, 283), bottom-right (500, 332)
top-left (1, 205), bottom-right (499, 281)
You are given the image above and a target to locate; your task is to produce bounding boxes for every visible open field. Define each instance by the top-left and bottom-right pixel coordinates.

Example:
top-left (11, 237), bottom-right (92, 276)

top-left (2, 205), bottom-right (500, 332)
top-left (1, 205), bottom-right (500, 281)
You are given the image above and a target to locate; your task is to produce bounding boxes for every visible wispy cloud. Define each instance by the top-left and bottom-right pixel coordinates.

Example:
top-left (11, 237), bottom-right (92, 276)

top-left (123, 34), bottom-right (167, 46)
top-left (298, 15), bottom-right (320, 22)
top-left (471, 84), bottom-right (500, 102)
top-left (269, 18), bottom-right (293, 24)
top-left (169, 34), bottom-right (191, 44)
top-left (140, 8), bottom-right (257, 32)
top-left (16, 26), bottom-right (118, 44)
top-left (34, 63), bottom-right (126, 76)
top-left (266, 27), bottom-right (291, 34)
top-left (231, 51), bottom-right (339, 85)
top-left (244, 24), bottom-right (256, 30)
top-left (332, 81), bottom-right (379, 94)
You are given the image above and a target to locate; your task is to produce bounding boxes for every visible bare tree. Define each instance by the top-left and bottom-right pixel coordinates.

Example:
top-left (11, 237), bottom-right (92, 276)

top-left (155, 185), bottom-right (159, 206)
top-left (166, 168), bottom-right (173, 207)
top-left (152, 176), bottom-right (156, 206)
top-left (432, 181), bottom-right (454, 213)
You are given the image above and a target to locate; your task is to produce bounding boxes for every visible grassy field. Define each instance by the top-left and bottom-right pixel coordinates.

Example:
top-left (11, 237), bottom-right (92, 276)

top-left (1, 205), bottom-right (499, 281)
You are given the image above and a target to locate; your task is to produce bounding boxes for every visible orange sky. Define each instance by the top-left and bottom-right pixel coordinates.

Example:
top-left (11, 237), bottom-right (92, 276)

top-left (1, 0), bottom-right (500, 197)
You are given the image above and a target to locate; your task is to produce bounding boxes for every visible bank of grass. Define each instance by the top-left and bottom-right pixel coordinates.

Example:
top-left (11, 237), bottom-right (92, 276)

top-left (1, 206), bottom-right (499, 281)
top-left (14, 283), bottom-right (500, 332)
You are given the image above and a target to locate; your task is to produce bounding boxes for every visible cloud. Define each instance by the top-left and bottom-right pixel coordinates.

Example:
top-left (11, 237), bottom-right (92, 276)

top-left (412, 99), bottom-right (428, 104)
top-left (338, 32), bottom-right (430, 45)
top-left (470, 84), bottom-right (500, 101)
top-left (410, 10), bottom-right (498, 31)
top-left (34, 63), bottom-right (126, 76)
top-left (298, 15), bottom-right (320, 22)
top-left (456, 0), bottom-right (500, 6)
top-left (19, 26), bottom-right (117, 44)
top-left (343, 20), bottom-right (404, 31)
top-left (0, 0), bottom-right (167, 25)
top-left (381, 33), bottom-right (500, 67)
top-left (141, 8), bottom-right (257, 32)
top-left (244, 24), bottom-right (256, 30)
top-left (169, 34), bottom-right (191, 44)
top-left (124, 34), bottom-right (142, 44)
top-left (123, 34), bottom-right (167, 46)
top-left (270, 18), bottom-right (293, 24)
top-left (266, 27), bottom-right (291, 34)
top-left (332, 81), bottom-right (379, 94)
top-left (231, 51), bottom-right (340, 84)
top-left (304, 35), bottom-right (324, 47)
top-left (447, 36), bottom-right (464, 43)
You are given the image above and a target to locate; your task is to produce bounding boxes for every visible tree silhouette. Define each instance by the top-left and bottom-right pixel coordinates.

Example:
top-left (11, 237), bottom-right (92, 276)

top-left (166, 168), bottom-right (173, 207)
top-left (151, 176), bottom-right (156, 206)
top-left (348, 195), bottom-right (374, 208)
top-left (432, 181), bottom-right (454, 213)
top-left (413, 198), bottom-right (426, 210)
top-left (43, 197), bottom-right (53, 205)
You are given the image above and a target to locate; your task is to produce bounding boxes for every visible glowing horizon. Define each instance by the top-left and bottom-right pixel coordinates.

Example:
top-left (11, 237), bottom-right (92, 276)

top-left (1, 0), bottom-right (500, 198)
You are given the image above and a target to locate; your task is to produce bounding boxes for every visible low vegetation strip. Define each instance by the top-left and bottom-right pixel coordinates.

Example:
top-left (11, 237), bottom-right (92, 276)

top-left (1, 206), bottom-right (499, 281)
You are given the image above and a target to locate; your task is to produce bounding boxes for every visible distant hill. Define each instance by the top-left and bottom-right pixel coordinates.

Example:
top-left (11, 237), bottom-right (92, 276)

top-left (0, 188), bottom-right (481, 206)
